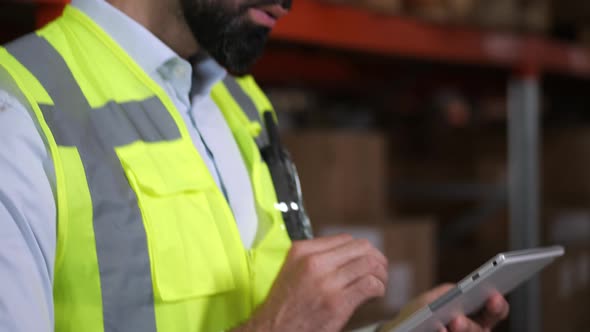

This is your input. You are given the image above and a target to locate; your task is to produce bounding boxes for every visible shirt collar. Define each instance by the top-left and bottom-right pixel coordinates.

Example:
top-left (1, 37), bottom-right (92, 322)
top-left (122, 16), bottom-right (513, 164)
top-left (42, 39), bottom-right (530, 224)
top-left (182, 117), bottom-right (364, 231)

top-left (71, 0), bottom-right (227, 96)
top-left (192, 55), bottom-right (228, 97)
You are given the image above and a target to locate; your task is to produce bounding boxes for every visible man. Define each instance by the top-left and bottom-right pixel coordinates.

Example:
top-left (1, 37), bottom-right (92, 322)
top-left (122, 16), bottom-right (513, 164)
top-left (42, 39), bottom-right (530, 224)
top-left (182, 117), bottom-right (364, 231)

top-left (0, 0), bottom-right (509, 331)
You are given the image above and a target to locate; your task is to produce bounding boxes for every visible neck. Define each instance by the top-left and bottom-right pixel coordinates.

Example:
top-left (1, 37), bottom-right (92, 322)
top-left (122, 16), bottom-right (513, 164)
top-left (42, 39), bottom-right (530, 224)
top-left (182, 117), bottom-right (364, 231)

top-left (106, 0), bottom-right (199, 59)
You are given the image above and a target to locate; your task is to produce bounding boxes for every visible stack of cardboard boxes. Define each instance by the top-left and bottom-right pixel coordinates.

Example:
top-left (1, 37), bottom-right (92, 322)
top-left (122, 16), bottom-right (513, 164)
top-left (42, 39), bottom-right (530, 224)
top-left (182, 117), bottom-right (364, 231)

top-left (284, 131), bottom-right (388, 222)
top-left (309, 0), bottom-right (589, 47)
top-left (542, 210), bottom-right (590, 332)
top-left (386, 126), bottom-right (590, 331)
top-left (541, 127), bottom-right (590, 332)
top-left (282, 130), bottom-right (437, 328)
top-left (543, 128), bottom-right (590, 206)
top-left (321, 0), bottom-right (552, 33)
top-left (552, 0), bottom-right (590, 47)
top-left (324, 0), bottom-right (403, 14)
top-left (277, 122), bottom-right (590, 331)
top-left (552, 0), bottom-right (590, 24)
top-left (444, 0), bottom-right (552, 32)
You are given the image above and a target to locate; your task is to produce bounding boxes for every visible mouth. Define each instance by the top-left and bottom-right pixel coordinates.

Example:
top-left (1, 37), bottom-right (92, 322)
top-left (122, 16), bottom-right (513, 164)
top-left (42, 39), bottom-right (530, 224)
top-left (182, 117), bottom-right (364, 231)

top-left (247, 5), bottom-right (288, 28)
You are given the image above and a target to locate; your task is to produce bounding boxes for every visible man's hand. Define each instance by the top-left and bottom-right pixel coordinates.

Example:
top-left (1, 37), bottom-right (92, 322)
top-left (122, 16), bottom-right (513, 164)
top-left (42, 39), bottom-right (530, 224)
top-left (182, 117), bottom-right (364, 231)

top-left (234, 234), bottom-right (388, 332)
top-left (380, 284), bottom-right (510, 332)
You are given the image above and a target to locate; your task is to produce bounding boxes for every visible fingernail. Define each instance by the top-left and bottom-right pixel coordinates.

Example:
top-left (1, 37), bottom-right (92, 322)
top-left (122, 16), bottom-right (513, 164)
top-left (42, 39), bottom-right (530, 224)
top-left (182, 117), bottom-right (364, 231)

top-left (454, 317), bottom-right (466, 331)
top-left (492, 298), bottom-right (504, 313)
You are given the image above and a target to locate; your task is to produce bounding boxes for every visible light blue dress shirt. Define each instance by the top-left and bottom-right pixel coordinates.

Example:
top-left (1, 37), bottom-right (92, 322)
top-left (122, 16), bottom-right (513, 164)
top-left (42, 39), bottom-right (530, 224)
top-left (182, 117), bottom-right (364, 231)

top-left (0, 1), bottom-right (262, 331)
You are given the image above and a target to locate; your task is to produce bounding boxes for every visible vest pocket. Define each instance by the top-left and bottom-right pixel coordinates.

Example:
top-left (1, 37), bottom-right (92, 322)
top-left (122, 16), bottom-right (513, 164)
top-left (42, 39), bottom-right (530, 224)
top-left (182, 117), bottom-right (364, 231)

top-left (116, 140), bottom-right (236, 301)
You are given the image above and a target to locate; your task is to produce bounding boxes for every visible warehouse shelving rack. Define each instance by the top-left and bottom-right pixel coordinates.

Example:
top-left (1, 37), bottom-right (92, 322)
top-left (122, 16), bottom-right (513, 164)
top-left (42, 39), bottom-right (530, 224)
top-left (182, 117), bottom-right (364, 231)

top-left (262, 3), bottom-right (590, 331)
top-left (5, 0), bottom-right (590, 331)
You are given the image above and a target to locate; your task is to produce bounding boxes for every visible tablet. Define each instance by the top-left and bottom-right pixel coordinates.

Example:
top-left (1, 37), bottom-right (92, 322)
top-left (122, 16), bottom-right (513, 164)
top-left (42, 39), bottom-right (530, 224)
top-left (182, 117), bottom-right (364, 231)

top-left (389, 246), bottom-right (565, 332)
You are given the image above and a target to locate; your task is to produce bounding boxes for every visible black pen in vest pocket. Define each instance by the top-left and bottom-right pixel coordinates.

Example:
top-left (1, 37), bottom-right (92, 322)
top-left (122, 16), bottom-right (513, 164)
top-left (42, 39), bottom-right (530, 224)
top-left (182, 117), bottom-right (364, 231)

top-left (260, 111), bottom-right (314, 241)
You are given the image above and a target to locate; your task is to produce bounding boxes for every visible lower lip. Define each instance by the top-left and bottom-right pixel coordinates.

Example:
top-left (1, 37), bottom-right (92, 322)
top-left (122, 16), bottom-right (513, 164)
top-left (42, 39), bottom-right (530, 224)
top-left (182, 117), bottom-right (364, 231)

top-left (248, 8), bottom-right (277, 28)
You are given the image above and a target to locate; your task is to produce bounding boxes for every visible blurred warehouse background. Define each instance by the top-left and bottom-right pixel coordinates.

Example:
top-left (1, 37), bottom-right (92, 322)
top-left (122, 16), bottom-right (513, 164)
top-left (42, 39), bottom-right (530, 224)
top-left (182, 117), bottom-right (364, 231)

top-left (1, 0), bottom-right (590, 331)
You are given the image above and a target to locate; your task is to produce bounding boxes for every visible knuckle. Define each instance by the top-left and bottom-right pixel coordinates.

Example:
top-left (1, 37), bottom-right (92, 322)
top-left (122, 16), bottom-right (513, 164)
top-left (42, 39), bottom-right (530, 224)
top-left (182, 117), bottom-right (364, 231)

top-left (361, 275), bottom-right (385, 296)
top-left (364, 255), bottom-right (386, 276)
top-left (376, 280), bottom-right (387, 296)
top-left (369, 255), bottom-right (383, 269)
top-left (360, 256), bottom-right (380, 275)
top-left (357, 239), bottom-right (373, 250)
top-left (355, 239), bottom-right (375, 255)
top-left (303, 255), bottom-right (322, 273)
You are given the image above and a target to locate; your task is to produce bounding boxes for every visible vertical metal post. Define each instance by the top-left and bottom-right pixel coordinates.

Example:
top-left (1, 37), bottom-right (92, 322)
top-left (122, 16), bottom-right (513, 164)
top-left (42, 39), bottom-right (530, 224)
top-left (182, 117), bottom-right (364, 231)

top-left (508, 73), bottom-right (541, 332)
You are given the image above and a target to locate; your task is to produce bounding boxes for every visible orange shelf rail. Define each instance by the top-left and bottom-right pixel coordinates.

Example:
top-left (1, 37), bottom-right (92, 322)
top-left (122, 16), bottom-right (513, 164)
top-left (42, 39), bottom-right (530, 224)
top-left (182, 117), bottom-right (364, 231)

top-left (36, 3), bottom-right (66, 28)
top-left (12, 0), bottom-right (70, 28)
top-left (270, 0), bottom-right (590, 78)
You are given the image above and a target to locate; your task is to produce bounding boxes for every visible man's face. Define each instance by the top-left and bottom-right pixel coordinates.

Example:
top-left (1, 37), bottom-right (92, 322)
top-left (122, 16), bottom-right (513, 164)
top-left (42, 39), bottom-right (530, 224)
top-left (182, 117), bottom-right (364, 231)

top-left (180, 0), bottom-right (291, 74)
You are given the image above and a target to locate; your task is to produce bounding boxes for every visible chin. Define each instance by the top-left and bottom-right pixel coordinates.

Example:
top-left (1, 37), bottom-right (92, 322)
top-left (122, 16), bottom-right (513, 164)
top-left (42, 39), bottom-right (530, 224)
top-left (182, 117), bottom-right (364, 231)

top-left (214, 38), bottom-right (269, 75)
top-left (224, 58), bottom-right (262, 75)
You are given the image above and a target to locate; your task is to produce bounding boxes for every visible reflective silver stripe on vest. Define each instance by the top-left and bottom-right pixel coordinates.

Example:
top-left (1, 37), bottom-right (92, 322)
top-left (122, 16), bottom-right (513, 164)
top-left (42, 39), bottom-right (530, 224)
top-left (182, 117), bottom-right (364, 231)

top-left (222, 75), bottom-right (270, 148)
top-left (5, 34), bottom-right (173, 332)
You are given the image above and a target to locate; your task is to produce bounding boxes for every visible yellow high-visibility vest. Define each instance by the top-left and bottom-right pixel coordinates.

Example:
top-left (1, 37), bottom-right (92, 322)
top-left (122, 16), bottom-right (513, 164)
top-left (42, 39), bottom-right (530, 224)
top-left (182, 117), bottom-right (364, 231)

top-left (0, 5), bottom-right (292, 332)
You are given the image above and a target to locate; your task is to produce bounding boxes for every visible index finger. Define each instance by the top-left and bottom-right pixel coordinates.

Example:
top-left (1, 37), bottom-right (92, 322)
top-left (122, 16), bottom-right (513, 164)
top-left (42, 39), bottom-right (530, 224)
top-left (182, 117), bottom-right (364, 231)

top-left (448, 316), bottom-right (483, 332)
top-left (473, 292), bottom-right (510, 328)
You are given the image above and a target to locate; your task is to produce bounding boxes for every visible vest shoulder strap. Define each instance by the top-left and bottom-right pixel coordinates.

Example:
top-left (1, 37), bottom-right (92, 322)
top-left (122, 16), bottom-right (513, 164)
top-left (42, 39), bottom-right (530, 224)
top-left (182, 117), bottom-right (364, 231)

top-left (222, 75), bottom-right (275, 151)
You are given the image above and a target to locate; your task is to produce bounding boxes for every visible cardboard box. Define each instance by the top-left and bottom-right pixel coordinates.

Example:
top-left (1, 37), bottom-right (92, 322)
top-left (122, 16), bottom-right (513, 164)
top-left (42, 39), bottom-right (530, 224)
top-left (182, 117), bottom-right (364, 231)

top-left (447, 0), bottom-right (478, 21)
top-left (283, 130), bottom-right (388, 222)
top-left (320, 0), bottom-right (402, 14)
top-left (522, 0), bottom-right (552, 33)
top-left (542, 245), bottom-right (590, 332)
top-left (543, 127), bottom-right (590, 204)
top-left (578, 26), bottom-right (590, 50)
top-left (471, 0), bottom-right (520, 30)
top-left (542, 209), bottom-right (590, 332)
top-left (552, 0), bottom-right (590, 25)
top-left (362, 0), bottom-right (403, 14)
top-left (315, 219), bottom-right (437, 329)
top-left (405, 0), bottom-right (452, 22)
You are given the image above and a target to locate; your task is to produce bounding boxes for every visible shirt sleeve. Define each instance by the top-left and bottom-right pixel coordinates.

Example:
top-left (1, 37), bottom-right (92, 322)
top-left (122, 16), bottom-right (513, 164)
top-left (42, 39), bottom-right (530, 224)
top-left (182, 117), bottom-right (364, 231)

top-left (0, 89), bottom-right (56, 332)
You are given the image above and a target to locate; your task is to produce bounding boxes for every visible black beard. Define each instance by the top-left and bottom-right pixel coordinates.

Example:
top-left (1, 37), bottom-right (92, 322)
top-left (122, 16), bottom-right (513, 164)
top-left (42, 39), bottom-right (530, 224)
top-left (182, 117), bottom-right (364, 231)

top-left (181, 1), bottom-right (272, 75)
